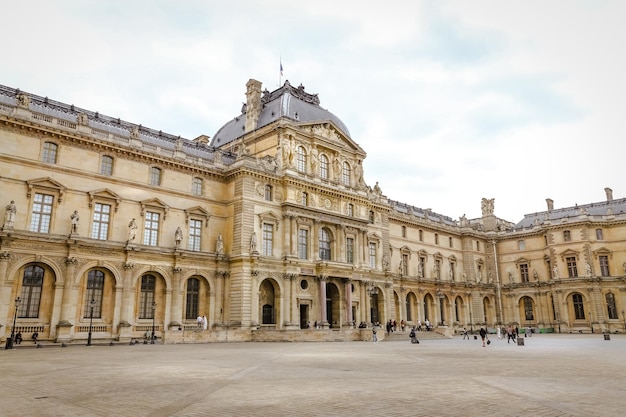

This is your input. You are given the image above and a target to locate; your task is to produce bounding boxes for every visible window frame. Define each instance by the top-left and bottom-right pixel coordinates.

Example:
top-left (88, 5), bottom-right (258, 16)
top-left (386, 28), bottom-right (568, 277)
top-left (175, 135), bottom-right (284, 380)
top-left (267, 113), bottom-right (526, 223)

top-left (41, 141), bottom-right (58, 164)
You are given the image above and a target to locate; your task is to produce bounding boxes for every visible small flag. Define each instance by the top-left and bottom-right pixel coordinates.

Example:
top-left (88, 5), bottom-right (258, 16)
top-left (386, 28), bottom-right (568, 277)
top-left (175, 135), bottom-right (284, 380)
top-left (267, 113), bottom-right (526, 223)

top-left (280, 61), bottom-right (283, 76)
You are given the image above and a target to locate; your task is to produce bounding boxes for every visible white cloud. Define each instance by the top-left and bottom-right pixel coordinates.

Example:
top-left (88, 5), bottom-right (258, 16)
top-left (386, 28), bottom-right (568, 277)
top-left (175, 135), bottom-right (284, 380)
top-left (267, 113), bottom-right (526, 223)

top-left (2, 0), bottom-right (624, 222)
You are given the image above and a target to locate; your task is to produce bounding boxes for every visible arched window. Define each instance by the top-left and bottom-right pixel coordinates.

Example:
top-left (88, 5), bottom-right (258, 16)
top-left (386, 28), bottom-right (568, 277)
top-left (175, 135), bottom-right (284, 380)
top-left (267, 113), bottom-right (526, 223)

top-left (84, 270), bottom-right (104, 318)
top-left (19, 265), bottom-right (44, 318)
top-left (572, 293), bottom-right (585, 320)
top-left (319, 228), bottom-right (331, 260)
top-left (297, 146), bottom-right (307, 172)
top-left (606, 293), bottom-right (618, 319)
top-left (523, 296), bottom-right (534, 320)
top-left (42, 142), bottom-right (58, 163)
top-left (342, 162), bottom-right (351, 185)
top-left (139, 275), bottom-right (156, 319)
top-left (186, 278), bottom-right (200, 319)
top-left (320, 154), bottom-right (329, 179)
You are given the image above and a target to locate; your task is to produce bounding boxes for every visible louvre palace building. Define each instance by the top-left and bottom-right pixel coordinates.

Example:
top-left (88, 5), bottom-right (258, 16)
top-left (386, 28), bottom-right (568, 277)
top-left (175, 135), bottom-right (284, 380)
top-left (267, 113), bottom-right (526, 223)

top-left (1, 79), bottom-right (625, 345)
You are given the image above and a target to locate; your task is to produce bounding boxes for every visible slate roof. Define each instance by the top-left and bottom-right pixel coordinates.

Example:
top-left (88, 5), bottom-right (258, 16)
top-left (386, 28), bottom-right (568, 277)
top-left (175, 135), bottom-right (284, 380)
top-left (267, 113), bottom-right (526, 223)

top-left (515, 198), bottom-right (626, 229)
top-left (211, 80), bottom-right (351, 147)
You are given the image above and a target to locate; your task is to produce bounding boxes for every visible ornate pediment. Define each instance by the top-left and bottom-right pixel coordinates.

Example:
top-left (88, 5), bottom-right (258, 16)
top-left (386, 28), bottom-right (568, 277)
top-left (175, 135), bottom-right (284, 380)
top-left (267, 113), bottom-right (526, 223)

top-left (184, 206), bottom-right (211, 227)
top-left (140, 198), bottom-right (170, 219)
top-left (88, 188), bottom-right (122, 211)
top-left (26, 177), bottom-right (67, 202)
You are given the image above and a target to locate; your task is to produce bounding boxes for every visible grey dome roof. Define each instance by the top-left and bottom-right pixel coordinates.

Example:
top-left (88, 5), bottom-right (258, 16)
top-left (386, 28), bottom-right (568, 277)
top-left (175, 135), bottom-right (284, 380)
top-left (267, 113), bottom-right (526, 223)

top-left (211, 80), bottom-right (351, 147)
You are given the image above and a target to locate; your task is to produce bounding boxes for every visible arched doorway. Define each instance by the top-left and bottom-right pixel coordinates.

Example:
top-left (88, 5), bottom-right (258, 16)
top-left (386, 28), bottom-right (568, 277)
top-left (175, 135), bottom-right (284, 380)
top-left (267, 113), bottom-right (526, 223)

top-left (326, 282), bottom-right (340, 328)
top-left (423, 293), bottom-right (435, 326)
top-left (259, 279), bottom-right (279, 326)
top-left (406, 292), bottom-right (417, 323)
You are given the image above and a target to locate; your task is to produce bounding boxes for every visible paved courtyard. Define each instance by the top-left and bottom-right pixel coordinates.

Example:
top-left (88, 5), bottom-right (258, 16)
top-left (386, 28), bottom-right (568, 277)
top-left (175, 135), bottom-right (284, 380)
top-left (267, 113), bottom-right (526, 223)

top-left (1, 333), bottom-right (624, 417)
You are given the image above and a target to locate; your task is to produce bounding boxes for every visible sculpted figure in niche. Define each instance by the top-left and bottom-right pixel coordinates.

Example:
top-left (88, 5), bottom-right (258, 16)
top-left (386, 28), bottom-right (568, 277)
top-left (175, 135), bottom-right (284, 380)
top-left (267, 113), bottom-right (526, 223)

top-left (310, 148), bottom-right (318, 173)
top-left (533, 269), bottom-right (539, 280)
top-left (70, 210), bottom-right (79, 233)
top-left (216, 234), bottom-right (224, 255)
top-left (250, 232), bottom-right (257, 253)
top-left (552, 265), bottom-right (559, 279)
top-left (175, 226), bottom-right (183, 248)
top-left (332, 157), bottom-right (341, 178)
top-left (127, 218), bottom-right (138, 243)
top-left (585, 262), bottom-right (592, 276)
top-left (4, 200), bottom-right (17, 228)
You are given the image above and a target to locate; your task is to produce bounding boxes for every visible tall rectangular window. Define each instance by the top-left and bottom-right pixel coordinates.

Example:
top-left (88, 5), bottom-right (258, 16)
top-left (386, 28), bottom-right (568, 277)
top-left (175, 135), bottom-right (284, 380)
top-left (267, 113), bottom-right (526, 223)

top-left (192, 177), bottom-right (203, 196)
top-left (143, 212), bottom-right (160, 246)
top-left (188, 219), bottom-right (202, 251)
top-left (150, 167), bottom-right (162, 186)
top-left (29, 193), bottom-right (53, 233)
top-left (566, 256), bottom-right (578, 278)
top-left (346, 237), bottom-right (354, 264)
top-left (90, 203), bottom-right (110, 240)
top-left (402, 254), bottom-right (409, 276)
top-left (520, 263), bottom-right (529, 283)
top-left (301, 192), bottom-right (308, 206)
top-left (19, 265), bottom-right (44, 318)
top-left (434, 234), bottom-right (439, 245)
top-left (262, 223), bottom-right (273, 256)
top-left (139, 275), bottom-right (156, 319)
top-left (599, 255), bottom-right (609, 277)
top-left (347, 204), bottom-right (353, 217)
top-left (84, 270), bottom-right (104, 318)
top-left (368, 242), bottom-right (376, 268)
top-left (298, 229), bottom-right (308, 259)
top-left (563, 230), bottom-right (571, 242)
top-left (100, 155), bottom-right (113, 176)
top-left (42, 142), bottom-right (58, 163)
top-left (518, 240), bottom-right (525, 251)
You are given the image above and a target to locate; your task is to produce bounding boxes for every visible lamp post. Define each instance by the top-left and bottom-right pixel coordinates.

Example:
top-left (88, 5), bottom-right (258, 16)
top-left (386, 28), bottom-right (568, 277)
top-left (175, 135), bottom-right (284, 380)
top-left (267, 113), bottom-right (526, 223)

top-left (87, 298), bottom-right (95, 346)
top-left (5, 297), bottom-right (21, 350)
top-left (151, 301), bottom-right (156, 344)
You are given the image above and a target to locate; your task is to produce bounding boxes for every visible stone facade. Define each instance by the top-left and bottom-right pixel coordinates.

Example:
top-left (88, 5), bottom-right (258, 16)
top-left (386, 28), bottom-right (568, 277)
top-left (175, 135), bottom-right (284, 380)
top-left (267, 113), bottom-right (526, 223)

top-left (1, 81), bottom-right (625, 345)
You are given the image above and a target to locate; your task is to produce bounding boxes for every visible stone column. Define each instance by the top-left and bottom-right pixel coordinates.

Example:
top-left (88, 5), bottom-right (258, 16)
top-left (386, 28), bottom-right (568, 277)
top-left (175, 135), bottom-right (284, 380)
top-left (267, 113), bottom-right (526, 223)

top-left (56, 257), bottom-right (79, 341)
top-left (344, 279), bottom-right (353, 327)
top-left (319, 276), bottom-right (328, 327)
top-left (118, 262), bottom-right (135, 340)
top-left (169, 267), bottom-right (183, 328)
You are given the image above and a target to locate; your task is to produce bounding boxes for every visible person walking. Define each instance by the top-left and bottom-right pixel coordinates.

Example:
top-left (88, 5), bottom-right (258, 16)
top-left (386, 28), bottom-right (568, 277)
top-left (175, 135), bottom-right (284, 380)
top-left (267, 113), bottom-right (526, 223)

top-left (462, 327), bottom-right (469, 340)
top-left (372, 326), bottom-right (378, 342)
top-left (479, 327), bottom-right (487, 347)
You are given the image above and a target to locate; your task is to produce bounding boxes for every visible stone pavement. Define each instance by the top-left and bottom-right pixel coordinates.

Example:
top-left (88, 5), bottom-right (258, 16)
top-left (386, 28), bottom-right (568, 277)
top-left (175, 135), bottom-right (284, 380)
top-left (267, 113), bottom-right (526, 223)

top-left (1, 334), bottom-right (624, 417)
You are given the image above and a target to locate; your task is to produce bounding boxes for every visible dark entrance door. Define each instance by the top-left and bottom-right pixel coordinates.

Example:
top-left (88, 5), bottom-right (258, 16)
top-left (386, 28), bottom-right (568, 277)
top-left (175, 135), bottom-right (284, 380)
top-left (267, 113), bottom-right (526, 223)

top-left (300, 304), bottom-right (309, 329)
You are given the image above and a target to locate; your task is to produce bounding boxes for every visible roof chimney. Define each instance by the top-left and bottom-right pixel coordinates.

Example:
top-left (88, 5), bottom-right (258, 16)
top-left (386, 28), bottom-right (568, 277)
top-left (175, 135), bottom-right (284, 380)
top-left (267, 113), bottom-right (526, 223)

top-left (546, 198), bottom-right (554, 212)
top-left (245, 79), bottom-right (262, 133)
top-left (605, 187), bottom-right (613, 202)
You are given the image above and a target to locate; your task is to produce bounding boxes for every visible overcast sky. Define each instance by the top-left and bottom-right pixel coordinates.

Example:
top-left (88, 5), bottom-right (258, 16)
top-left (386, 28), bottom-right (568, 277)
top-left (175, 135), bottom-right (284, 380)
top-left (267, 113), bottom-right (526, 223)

top-left (3, 1), bottom-right (623, 223)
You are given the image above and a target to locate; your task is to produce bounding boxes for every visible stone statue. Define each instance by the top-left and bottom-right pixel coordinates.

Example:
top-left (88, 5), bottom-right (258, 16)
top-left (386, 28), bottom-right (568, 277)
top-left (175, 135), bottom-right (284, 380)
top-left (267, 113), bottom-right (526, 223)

top-left (533, 269), bottom-right (539, 280)
top-left (250, 232), bottom-right (257, 253)
top-left (216, 234), bottom-right (224, 255)
top-left (481, 198), bottom-right (494, 216)
top-left (4, 200), bottom-right (16, 228)
top-left (70, 210), bottom-right (79, 234)
top-left (623, 261), bottom-right (626, 275)
top-left (585, 262), bottom-right (592, 276)
top-left (127, 218), bottom-right (138, 243)
top-left (552, 265), bottom-right (559, 279)
top-left (310, 148), bottom-right (318, 173)
top-left (175, 226), bottom-right (183, 248)
top-left (354, 160), bottom-right (364, 186)
top-left (373, 181), bottom-right (382, 195)
top-left (508, 272), bottom-right (513, 282)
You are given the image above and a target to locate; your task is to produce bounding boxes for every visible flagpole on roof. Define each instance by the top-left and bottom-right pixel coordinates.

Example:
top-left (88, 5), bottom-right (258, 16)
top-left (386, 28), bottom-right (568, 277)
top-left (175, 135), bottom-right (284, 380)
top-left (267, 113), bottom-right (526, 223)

top-left (279, 57), bottom-right (283, 87)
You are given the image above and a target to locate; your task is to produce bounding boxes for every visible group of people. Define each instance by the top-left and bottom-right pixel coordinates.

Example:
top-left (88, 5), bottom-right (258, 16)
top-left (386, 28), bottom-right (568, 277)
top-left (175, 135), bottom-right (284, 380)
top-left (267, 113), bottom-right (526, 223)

top-left (12, 331), bottom-right (38, 345)
top-left (196, 315), bottom-right (208, 330)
